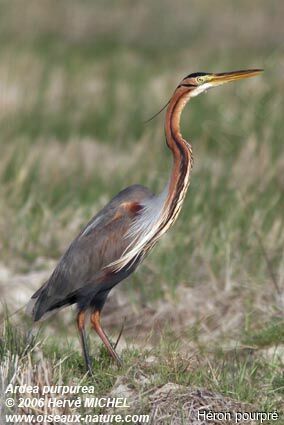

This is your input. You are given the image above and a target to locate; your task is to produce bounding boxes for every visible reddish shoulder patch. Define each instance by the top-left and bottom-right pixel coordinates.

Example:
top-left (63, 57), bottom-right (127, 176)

top-left (122, 201), bottom-right (143, 215)
top-left (112, 201), bottom-right (143, 221)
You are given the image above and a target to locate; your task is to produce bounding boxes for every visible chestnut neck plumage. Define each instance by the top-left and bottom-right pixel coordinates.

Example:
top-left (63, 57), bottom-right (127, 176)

top-left (109, 87), bottom-right (195, 272)
top-left (163, 87), bottom-right (194, 224)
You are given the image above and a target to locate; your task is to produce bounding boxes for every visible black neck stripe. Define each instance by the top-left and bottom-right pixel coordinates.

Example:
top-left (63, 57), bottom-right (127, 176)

top-left (177, 83), bottom-right (196, 88)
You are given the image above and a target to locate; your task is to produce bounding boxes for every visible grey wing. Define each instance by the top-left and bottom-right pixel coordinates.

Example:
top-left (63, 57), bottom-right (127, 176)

top-left (28, 185), bottom-right (154, 320)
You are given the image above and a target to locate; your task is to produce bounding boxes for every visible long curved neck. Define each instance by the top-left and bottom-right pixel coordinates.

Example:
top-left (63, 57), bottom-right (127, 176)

top-left (107, 88), bottom-right (194, 272)
top-left (163, 88), bottom-right (193, 218)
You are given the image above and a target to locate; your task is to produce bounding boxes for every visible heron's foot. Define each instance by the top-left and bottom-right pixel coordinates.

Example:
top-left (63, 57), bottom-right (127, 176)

top-left (86, 364), bottom-right (93, 376)
top-left (85, 355), bottom-right (94, 376)
top-left (112, 350), bottom-right (122, 367)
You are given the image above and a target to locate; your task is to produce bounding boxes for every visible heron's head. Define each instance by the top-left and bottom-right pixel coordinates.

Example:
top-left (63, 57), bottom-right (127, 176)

top-left (178, 69), bottom-right (263, 97)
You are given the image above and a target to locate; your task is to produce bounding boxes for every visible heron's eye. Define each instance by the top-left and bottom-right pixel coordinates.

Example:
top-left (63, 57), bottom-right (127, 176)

top-left (197, 76), bottom-right (206, 84)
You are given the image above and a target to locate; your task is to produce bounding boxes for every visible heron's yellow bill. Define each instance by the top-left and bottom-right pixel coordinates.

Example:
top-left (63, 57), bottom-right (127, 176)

top-left (211, 69), bottom-right (263, 84)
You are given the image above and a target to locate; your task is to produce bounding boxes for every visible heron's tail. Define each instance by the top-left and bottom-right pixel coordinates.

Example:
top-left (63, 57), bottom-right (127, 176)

top-left (26, 281), bottom-right (51, 321)
top-left (26, 280), bottom-right (78, 322)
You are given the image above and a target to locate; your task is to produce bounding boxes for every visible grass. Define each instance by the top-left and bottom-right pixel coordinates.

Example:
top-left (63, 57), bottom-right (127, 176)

top-left (0, 0), bottom-right (283, 422)
top-left (243, 318), bottom-right (284, 348)
top-left (1, 320), bottom-right (283, 421)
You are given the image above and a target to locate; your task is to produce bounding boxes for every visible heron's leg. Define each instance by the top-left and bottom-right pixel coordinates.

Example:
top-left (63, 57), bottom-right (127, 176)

top-left (77, 311), bottom-right (93, 375)
top-left (90, 310), bottom-right (122, 366)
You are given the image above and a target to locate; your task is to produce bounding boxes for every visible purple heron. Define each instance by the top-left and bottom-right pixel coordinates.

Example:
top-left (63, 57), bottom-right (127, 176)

top-left (27, 69), bottom-right (262, 374)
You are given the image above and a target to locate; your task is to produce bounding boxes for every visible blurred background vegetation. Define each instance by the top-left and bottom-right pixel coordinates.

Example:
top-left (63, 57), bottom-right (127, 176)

top-left (0, 0), bottom-right (283, 418)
